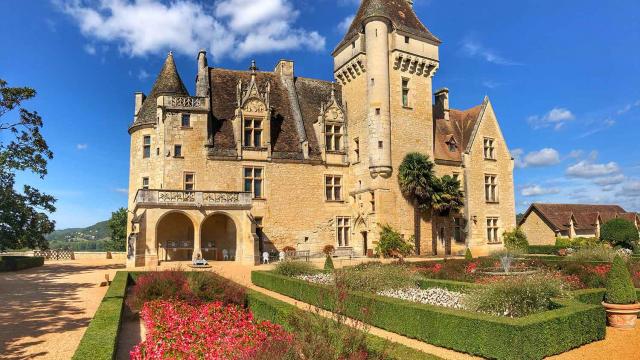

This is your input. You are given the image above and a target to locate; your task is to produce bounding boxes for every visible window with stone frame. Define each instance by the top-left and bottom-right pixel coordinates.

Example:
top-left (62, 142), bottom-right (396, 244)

top-left (484, 175), bottom-right (498, 203)
top-left (370, 191), bottom-right (376, 213)
top-left (453, 218), bottom-right (465, 243)
top-left (181, 113), bottom-right (191, 128)
top-left (142, 177), bottom-right (149, 190)
top-left (243, 118), bottom-right (263, 148)
top-left (483, 137), bottom-right (496, 159)
top-left (353, 138), bottom-right (360, 162)
top-left (184, 173), bottom-right (195, 191)
top-left (143, 135), bottom-right (151, 158)
top-left (174, 144), bottom-right (182, 157)
top-left (325, 175), bottom-right (343, 201)
top-left (402, 78), bottom-right (410, 107)
top-left (325, 124), bottom-right (343, 152)
top-left (244, 167), bottom-right (264, 199)
top-left (487, 217), bottom-right (500, 243)
top-left (336, 217), bottom-right (350, 247)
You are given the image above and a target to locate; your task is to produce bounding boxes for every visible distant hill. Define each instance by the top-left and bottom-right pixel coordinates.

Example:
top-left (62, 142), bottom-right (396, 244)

top-left (47, 220), bottom-right (111, 251)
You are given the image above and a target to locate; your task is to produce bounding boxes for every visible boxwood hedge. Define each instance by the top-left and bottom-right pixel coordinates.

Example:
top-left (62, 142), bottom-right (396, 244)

top-left (73, 272), bottom-right (442, 360)
top-left (252, 271), bottom-right (606, 360)
top-left (0, 256), bottom-right (44, 271)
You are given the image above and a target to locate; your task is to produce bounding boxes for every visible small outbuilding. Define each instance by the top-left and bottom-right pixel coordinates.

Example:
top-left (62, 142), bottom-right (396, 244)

top-left (518, 203), bottom-right (639, 245)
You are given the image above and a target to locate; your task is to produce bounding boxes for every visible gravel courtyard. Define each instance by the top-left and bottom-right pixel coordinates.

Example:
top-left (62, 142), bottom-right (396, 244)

top-left (0, 259), bottom-right (124, 359)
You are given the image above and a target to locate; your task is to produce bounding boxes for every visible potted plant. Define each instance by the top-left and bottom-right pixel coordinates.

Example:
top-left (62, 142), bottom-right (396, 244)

top-left (602, 255), bottom-right (640, 329)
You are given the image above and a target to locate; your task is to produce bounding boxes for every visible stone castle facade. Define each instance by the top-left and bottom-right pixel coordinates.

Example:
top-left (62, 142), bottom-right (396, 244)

top-left (126, 0), bottom-right (515, 267)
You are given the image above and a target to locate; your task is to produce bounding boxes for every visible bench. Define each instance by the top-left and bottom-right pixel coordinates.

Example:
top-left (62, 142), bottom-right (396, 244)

top-left (333, 247), bottom-right (354, 259)
top-left (286, 250), bottom-right (310, 261)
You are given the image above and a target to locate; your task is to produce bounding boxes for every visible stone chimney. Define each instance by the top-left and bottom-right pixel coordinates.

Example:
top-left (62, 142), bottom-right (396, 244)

top-left (434, 88), bottom-right (450, 120)
top-left (196, 49), bottom-right (210, 97)
top-left (134, 92), bottom-right (145, 120)
top-left (274, 59), bottom-right (294, 80)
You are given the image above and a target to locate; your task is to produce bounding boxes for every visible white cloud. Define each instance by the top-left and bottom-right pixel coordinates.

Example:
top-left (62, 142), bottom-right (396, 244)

top-left (460, 38), bottom-right (520, 66)
top-left (482, 80), bottom-right (501, 89)
top-left (527, 107), bottom-right (575, 130)
top-left (593, 174), bottom-right (625, 186)
top-left (59, 0), bottom-right (325, 61)
top-left (617, 100), bottom-right (640, 115)
top-left (338, 15), bottom-right (355, 33)
top-left (114, 188), bottom-right (128, 194)
top-left (619, 180), bottom-right (640, 198)
top-left (521, 185), bottom-right (560, 197)
top-left (76, 143), bottom-right (88, 150)
top-left (84, 43), bottom-right (96, 55)
top-left (576, 118), bottom-right (616, 138)
top-left (566, 160), bottom-right (620, 179)
top-left (137, 69), bottom-right (150, 80)
top-left (513, 148), bottom-right (560, 168)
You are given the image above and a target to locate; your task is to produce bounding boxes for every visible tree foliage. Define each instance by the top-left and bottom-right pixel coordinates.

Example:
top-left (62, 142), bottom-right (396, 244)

top-left (431, 175), bottom-right (465, 216)
top-left (600, 218), bottom-right (639, 250)
top-left (605, 255), bottom-right (637, 305)
top-left (107, 208), bottom-right (127, 252)
top-left (0, 79), bottom-right (55, 251)
top-left (503, 227), bottom-right (529, 252)
top-left (374, 224), bottom-right (414, 258)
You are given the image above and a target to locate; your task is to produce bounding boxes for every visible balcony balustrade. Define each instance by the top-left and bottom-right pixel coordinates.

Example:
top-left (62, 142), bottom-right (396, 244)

top-left (134, 189), bottom-right (252, 209)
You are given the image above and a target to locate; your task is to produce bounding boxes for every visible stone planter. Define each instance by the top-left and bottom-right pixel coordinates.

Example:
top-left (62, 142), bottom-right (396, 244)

top-left (602, 302), bottom-right (640, 329)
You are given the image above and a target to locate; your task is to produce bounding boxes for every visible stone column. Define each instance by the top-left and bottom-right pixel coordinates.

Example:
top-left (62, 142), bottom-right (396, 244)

top-left (193, 219), bottom-right (202, 262)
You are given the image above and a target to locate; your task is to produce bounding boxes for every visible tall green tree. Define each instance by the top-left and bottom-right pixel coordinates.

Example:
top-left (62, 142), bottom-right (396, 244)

top-left (0, 79), bottom-right (55, 251)
top-left (398, 152), bottom-right (436, 255)
top-left (107, 208), bottom-right (128, 252)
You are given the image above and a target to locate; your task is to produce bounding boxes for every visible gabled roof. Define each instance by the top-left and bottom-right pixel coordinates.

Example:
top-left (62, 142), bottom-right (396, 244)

top-left (519, 203), bottom-right (629, 232)
top-left (335, 0), bottom-right (440, 52)
top-left (433, 104), bottom-right (483, 162)
top-left (134, 52), bottom-right (189, 126)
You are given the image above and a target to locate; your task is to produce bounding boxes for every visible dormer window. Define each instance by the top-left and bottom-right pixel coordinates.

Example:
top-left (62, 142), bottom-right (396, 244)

top-left (325, 124), bottom-right (343, 152)
top-left (243, 118), bottom-right (263, 148)
top-left (446, 136), bottom-right (457, 152)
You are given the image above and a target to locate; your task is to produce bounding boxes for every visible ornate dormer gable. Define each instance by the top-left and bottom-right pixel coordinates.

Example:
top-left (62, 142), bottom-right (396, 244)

top-left (232, 61), bottom-right (272, 159)
top-left (320, 84), bottom-right (345, 125)
top-left (315, 84), bottom-right (348, 163)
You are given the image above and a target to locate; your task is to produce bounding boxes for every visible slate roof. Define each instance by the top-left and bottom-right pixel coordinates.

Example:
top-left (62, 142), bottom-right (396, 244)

top-left (433, 105), bottom-right (483, 162)
top-left (208, 68), bottom-right (340, 160)
top-left (134, 52), bottom-right (189, 126)
top-left (519, 203), bottom-right (632, 231)
top-left (336, 0), bottom-right (440, 52)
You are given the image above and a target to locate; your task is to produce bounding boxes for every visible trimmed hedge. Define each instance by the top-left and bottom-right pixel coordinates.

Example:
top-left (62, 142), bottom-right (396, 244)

top-left (72, 271), bottom-right (129, 360)
top-left (527, 245), bottom-right (569, 255)
top-left (252, 271), bottom-right (606, 360)
top-left (0, 256), bottom-right (44, 271)
top-left (73, 272), bottom-right (442, 360)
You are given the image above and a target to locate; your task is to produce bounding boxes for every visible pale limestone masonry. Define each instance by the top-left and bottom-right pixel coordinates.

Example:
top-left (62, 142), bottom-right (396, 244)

top-left (125, 0), bottom-right (515, 267)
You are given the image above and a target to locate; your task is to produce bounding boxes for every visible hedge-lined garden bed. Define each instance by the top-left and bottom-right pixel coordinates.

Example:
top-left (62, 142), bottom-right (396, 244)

top-left (0, 256), bottom-right (44, 271)
top-left (73, 271), bottom-right (442, 360)
top-left (252, 270), bottom-right (606, 360)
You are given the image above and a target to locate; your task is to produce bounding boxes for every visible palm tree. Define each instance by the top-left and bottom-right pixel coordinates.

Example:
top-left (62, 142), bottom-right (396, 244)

top-left (431, 175), bottom-right (465, 217)
top-left (398, 153), bottom-right (436, 255)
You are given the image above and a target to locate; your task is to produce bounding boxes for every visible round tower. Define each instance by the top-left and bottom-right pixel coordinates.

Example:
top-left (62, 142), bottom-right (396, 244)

top-left (364, 18), bottom-right (392, 177)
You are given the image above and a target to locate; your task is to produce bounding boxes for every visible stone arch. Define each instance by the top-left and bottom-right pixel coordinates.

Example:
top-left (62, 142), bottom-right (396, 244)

top-left (156, 211), bottom-right (195, 261)
top-left (200, 212), bottom-right (238, 261)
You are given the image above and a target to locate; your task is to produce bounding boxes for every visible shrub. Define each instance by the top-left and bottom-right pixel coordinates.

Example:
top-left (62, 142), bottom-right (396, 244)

top-left (604, 255), bottom-right (637, 304)
top-left (555, 237), bottom-right (571, 247)
top-left (572, 237), bottom-right (599, 248)
top-left (375, 225), bottom-right (414, 257)
top-left (323, 245), bottom-right (335, 255)
top-left (600, 218), bottom-right (639, 250)
top-left (282, 245), bottom-right (296, 252)
top-left (335, 262), bottom-right (416, 293)
top-left (0, 256), bottom-right (44, 271)
top-left (502, 228), bottom-right (528, 251)
top-left (187, 271), bottom-right (246, 305)
top-left (127, 271), bottom-right (192, 310)
top-left (570, 246), bottom-right (618, 262)
top-left (324, 255), bottom-right (335, 271)
top-left (465, 273), bottom-right (567, 318)
top-left (273, 260), bottom-right (317, 277)
top-left (464, 248), bottom-right (473, 260)
top-left (527, 245), bottom-right (566, 255)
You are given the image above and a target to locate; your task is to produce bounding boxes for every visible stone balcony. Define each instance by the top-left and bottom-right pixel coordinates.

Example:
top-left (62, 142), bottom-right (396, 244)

top-left (134, 189), bottom-right (252, 209)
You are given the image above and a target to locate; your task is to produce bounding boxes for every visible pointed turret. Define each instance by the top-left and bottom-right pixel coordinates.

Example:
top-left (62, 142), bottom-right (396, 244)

top-left (334, 0), bottom-right (440, 53)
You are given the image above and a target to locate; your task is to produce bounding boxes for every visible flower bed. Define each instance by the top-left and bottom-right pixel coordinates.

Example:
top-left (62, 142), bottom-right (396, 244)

top-left (131, 300), bottom-right (293, 359)
top-left (252, 270), bottom-right (606, 360)
top-left (377, 288), bottom-right (465, 310)
top-left (295, 273), bottom-right (334, 285)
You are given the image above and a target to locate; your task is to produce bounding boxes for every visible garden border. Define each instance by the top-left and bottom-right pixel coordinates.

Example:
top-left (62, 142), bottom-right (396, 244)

top-left (0, 255), bottom-right (44, 272)
top-left (252, 270), bottom-right (607, 360)
top-left (72, 271), bottom-right (442, 360)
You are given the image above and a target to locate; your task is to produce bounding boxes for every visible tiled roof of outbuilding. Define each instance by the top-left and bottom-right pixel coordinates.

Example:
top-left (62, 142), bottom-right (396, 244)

top-left (336, 0), bottom-right (440, 52)
top-left (519, 203), bottom-right (631, 232)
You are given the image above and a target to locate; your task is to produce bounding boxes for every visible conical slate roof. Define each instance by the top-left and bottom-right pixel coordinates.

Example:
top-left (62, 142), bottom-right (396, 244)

top-left (335, 0), bottom-right (440, 52)
top-left (133, 52), bottom-right (189, 126)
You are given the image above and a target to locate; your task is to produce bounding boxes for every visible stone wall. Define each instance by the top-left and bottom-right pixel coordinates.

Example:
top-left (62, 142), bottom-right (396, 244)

top-left (519, 209), bottom-right (557, 245)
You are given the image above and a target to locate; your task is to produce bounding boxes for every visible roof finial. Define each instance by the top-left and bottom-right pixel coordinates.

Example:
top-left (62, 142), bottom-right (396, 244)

top-left (249, 60), bottom-right (258, 73)
top-left (330, 82), bottom-right (337, 102)
top-left (168, 50), bottom-right (173, 56)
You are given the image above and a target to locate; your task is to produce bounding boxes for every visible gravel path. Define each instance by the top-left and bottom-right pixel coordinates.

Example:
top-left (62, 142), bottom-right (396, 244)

top-left (0, 259), bottom-right (124, 359)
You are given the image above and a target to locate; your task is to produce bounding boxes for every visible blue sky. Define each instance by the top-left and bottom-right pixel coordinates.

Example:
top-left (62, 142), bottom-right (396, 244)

top-left (1, 0), bottom-right (639, 229)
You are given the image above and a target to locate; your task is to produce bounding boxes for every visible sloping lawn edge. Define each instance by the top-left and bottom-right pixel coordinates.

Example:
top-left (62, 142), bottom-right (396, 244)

top-left (72, 271), bottom-right (129, 360)
top-left (252, 270), bottom-right (606, 360)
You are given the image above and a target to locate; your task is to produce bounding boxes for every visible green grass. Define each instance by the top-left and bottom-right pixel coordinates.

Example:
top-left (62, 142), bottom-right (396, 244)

top-left (252, 270), bottom-right (606, 360)
top-left (72, 271), bottom-right (128, 360)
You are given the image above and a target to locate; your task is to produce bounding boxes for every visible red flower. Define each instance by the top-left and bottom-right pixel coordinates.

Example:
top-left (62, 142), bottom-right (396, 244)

top-left (465, 262), bottom-right (478, 274)
top-left (591, 264), bottom-right (611, 276)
